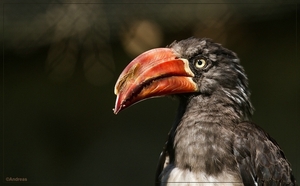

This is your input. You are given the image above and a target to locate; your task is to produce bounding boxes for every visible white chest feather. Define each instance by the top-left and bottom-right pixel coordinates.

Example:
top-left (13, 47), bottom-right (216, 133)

top-left (160, 164), bottom-right (243, 186)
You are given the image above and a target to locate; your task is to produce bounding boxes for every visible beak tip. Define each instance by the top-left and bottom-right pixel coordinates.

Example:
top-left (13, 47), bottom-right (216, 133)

top-left (112, 108), bottom-right (118, 115)
top-left (113, 95), bottom-right (122, 114)
top-left (113, 105), bottom-right (123, 114)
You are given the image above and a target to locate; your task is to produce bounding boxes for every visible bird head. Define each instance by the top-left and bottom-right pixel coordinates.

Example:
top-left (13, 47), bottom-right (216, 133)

top-left (114, 37), bottom-right (253, 118)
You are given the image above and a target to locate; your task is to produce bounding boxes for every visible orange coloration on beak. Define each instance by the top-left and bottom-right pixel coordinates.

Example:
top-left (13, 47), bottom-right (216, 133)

top-left (113, 48), bottom-right (198, 114)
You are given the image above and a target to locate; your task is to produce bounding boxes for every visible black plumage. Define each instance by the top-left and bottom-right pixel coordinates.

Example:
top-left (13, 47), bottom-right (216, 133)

top-left (154, 38), bottom-right (296, 186)
top-left (114, 37), bottom-right (296, 186)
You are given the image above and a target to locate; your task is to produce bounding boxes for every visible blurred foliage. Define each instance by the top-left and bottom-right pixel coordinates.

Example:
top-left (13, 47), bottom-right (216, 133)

top-left (1, 1), bottom-right (299, 185)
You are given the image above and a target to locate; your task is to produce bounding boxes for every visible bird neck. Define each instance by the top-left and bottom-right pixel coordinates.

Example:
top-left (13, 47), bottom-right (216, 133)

top-left (169, 90), bottom-right (252, 174)
top-left (177, 89), bottom-right (251, 127)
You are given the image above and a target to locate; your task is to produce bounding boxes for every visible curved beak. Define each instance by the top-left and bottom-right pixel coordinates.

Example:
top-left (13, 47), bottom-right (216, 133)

top-left (113, 48), bottom-right (198, 114)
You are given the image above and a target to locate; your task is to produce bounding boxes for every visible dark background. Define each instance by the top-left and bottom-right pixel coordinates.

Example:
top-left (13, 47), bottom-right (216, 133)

top-left (1, 1), bottom-right (299, 185)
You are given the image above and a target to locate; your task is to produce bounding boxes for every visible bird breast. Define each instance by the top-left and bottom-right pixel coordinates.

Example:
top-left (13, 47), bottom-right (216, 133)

top-left (160, 164), bottom-right (243, 186)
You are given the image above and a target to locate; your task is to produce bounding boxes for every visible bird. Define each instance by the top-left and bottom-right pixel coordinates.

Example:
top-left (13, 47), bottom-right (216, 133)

top-left (113, 37), bottom-right (297, 186)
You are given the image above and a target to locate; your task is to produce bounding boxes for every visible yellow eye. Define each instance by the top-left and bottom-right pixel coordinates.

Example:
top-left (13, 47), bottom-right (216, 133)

top-left (195, 59), bottom-right (206, 69)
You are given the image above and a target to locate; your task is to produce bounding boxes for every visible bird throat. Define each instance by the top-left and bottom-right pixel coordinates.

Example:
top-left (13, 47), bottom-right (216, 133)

top-left (172, 92), bottom-right (243, 175)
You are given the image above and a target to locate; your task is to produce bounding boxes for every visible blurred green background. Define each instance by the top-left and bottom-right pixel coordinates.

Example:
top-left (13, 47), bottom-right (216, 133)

top-left (1, 1), bottom-right (299, 185)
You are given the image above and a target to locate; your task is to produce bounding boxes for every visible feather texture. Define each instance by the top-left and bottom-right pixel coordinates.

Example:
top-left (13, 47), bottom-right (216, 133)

top-left (155, 38), bottom-right (296, 186)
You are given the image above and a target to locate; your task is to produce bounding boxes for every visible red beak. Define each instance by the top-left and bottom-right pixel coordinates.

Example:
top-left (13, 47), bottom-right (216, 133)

top-left (113, 48), bottom-right (198, 114)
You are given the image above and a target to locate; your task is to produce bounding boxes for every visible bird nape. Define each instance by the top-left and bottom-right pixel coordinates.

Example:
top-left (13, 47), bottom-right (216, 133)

top-left (113, 37), bottom-right (297, 186)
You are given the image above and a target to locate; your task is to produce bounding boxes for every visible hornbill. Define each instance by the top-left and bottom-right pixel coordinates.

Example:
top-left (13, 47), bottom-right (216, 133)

top-left (113, 37), bottom-right (297, 186)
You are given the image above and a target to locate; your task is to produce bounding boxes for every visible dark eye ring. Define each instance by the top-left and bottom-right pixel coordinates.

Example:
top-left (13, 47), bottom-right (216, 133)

top-left (195, 58), bottom-right (207, 69)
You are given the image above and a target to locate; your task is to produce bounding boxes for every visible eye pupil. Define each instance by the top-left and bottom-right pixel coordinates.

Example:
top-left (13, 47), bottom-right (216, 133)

top-left (197, 60), bottom-right (203, 66)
